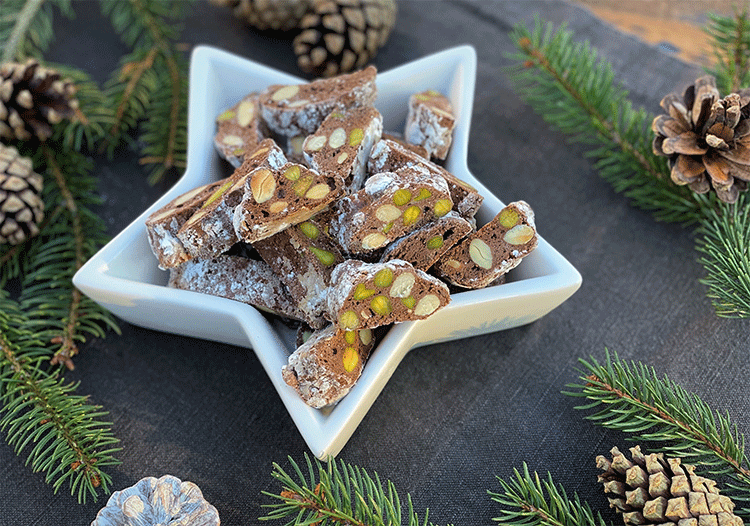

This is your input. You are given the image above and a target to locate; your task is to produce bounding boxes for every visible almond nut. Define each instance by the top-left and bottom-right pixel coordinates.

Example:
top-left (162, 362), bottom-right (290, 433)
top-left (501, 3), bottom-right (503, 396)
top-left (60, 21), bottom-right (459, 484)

top-left (469, 238), bottom-right (493, 269)
top-left (414, 294), bottom-right (440, 316)
top-left (269, 201), bottom-right (288, 214)
top-left (389, 272), bottom-right (415, 298)
top-left (328, 127), bottom-right (346, 148)
top-left (362, 232), bottom-right (387, 250)
top-left (337, 152), bottom-right (349, 164)
top-left (503, 224), bottom-right (535, 245)
top-left (305, 183), bottom-right (330, 200)
top-left (359, 328), bottom-right (372, 345)
top-left (304, 135), bottom-right (327, 152)
top-left (376, 204), bottom-right (402, 223)
top-left (271, 85), bottom-right (299, 101)
top-left (222, 134), bottom-right (243, 146)
top-left (250, 169), bottom-right (276, 203)
top-left (444, 259), bottom-right (461, 269)
top-left (237, 100), bottom-right (255, 126)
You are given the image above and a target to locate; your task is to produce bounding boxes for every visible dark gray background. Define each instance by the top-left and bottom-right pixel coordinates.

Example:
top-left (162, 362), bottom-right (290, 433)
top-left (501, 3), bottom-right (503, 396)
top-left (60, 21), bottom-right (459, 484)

top-left (2, 1), bottom-right (748, 525)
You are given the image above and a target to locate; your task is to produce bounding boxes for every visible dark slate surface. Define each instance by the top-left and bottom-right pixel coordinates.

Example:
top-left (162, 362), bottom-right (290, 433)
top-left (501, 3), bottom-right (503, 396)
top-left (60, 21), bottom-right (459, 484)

top-left (3, 1), bottom-right (749, 525)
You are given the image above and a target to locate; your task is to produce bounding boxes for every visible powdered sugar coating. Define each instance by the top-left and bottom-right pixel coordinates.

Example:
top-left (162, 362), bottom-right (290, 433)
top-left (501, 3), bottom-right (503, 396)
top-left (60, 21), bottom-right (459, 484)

top-left (404, 90), bottom-right (455, 160)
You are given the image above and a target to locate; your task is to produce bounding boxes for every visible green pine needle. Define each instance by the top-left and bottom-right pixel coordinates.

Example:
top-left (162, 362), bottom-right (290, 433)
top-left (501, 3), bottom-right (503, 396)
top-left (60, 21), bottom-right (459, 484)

top-left (1, 0), bottom-right (73, 63)
top-left (564, 350), bottom-right (750, 516)
top-left (261, 454), bottom-right (436, 526)
top-left (489, 463), bottom-right (606, 526)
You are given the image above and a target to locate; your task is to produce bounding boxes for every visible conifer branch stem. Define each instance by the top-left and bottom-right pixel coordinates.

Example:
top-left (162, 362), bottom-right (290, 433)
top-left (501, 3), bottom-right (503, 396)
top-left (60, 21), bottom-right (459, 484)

top-left (42, 145), bottom-right (83, 370)
top-left (518, 38), bottom-right (663, 182)
top-left (730, 12), bottom-right (749, 92)
top-left (584, 372), bottom-right (750, 480)
top-left (109, 45), bottom-right (158, 139)
top-left (1, 0), bottom-right (45, 63)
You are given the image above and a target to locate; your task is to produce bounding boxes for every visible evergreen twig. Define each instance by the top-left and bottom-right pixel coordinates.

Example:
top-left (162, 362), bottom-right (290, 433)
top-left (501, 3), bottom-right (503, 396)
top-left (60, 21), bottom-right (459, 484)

top-left (0, 291), bottom-right (120, 504)
top-left (489, 463), bottom-right (606, 526)
top-left (563, 350), bottom-right (750, 517)
top-left (260, 454), bottom-right (435, 526)
top-left (507, 18), bottom-right (705, 226)
top-left (704, 9), bottom-right (750, 94)
top-left (0, 0), bottom-right (72, 63)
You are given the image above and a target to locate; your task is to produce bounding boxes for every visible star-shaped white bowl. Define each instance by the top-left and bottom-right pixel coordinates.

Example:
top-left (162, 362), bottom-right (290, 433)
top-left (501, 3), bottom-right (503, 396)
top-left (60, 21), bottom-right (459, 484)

top-left (73, 45), bottom-right (581, 459)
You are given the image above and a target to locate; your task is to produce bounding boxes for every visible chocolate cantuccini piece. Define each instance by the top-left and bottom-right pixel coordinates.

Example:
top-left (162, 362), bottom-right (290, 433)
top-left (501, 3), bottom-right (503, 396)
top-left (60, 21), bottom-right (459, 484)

top-left (168, 255), bottom-right (306, 322)
top-left (302, 106), bottom-right (383, 193)
top-left (253, 218), bottom-right (345, 329)
top-left (326, 259), bottom-right (451, 331)
top-left (214, 93), bottom-right (268, 168)
top-left (258, 65), bottom-right (377, 137)
top-left (433, 201), bottom-right (538, 289)
top-left (176, 139), bottom-right (287, 260)
top-left (368, 138), bottom-right (483, 221)
top-left (282, 324), bottom-right (378, 408)
top-left (404, 89), bottom-right (456, 160)
top-left (330, 164), bottom-right (453, 256)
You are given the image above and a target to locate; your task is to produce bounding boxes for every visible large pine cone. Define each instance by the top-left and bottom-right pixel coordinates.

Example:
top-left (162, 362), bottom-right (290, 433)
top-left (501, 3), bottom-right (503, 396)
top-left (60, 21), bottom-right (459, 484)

top-left (597, 446), bottom-right (743, 526)
top-left (0, 59), bottom-right (77, 141)
top-left (0, 144), bottom-right (44, 245)
top-left (211, 0), bottom-right (311, 31)
top-left (652, 75), bottom-right (750, 204)
top-left (293, 0), bottom-right (397, 77)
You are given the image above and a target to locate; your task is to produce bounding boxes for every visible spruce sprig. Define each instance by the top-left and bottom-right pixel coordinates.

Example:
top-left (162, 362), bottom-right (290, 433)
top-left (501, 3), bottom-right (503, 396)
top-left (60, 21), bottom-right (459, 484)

top-left (261, 454), bottom-right (434, 526)
top-left (507, 18), bottom-right (705, 226)
top-left (508, 17), bottom-right (750, 317)
top-left (563, 351), bottom-right (750, 516)
top-left (704, 9), bottom-right (750, 94)
top-left (0, 291), bottom-right (120, 504)
top-left (101, 0), bottom-right (192, 183)
top-left (0, 0), bottom-right (72, 63)
top-left (489, 463), bottom-right (606, 526)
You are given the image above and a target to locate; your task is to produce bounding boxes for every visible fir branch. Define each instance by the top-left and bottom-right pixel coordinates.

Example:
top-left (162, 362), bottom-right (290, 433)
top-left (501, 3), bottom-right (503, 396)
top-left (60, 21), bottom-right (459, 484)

top-left (0, 0), bottom-right (72, 63)
top-left (695, 193), bottom-right (750, 318)
top-left (0, 291), bottom-right (120, 504)
top-left (507, 19), bottom-right (705, 225)
top-left (261, 454), bottom-right (434, 526)
top-left (489, 463), bottom-right (606, 526)
top-left (564, 351), bottom-right (750, 515)
top-left (704, 10), bottom-right (750, 94)
top-left (101, 0), bottom-right (192, 183)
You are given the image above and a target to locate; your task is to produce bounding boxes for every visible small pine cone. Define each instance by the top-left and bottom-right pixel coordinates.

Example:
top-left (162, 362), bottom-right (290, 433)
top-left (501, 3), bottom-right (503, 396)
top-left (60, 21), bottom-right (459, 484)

top-left (0, 144), bottom-right (44, 245)
top-left (0, 58), bottom-right (78, 141)
top-left (597, 446), bottom-right (744, 526)
top-left (211, 0), bottom-right (311, 31)
top-left (293, 0), bottom-right (397, 77)
top-left (652, 75), bottom-right (750, 204)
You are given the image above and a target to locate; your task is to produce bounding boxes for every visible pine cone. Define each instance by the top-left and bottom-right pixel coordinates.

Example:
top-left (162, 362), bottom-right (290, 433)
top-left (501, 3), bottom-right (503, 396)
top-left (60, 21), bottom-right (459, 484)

top-left (0, 144), bottom-right (44, 245)
top-left (211, 0), bottom-right (311, 31)
top-left (0, 58), bottom-right (77, 141)
top-left (652, 75), bottom-right (750, 204)
top-left (597, 446), bottom-right (744, 526)
top-left (293, 0), bottom-right (397, 77)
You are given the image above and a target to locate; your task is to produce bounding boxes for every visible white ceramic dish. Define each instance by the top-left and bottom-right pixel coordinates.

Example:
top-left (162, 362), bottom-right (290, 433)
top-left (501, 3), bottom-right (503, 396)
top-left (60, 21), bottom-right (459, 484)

top-left (73, 45), bottom-right (582, 459)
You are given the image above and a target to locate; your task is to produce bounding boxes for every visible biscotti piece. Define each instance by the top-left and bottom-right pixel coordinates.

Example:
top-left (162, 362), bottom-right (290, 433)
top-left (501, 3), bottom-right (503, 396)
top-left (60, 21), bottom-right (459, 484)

top-left (253, 218), bottom-right (345, 329)
top-left (330, 165), bottom-right (453, 256)
top-left (326, 259), bottom-right (451, 330)
top-left (258, 65), bottom-right (377, 137)
top-left (176, 139), bottom-right (287, 260)
top-left (433, 201), bottom-right (538, 289)
top-left (379, 211), bottom-right (473, 271)
top-left (382, 131), bottom-right (429, 159)
top-left (302, 106), bottom-right (383, 193)
top-left (214, 93), bottom-right (268, 167)
top-left (234, 161), bottom-right (345, 243)
top-left (404, 89), bottom-right (455, 160)
top-left (282, 324), bottom-right (377, 408)
top-left (146, 180), bottom-right (228, 270)
top-left (168, 255), bottom-right (306, 322)
top-left (368, 138), bottom-right (483, 221)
